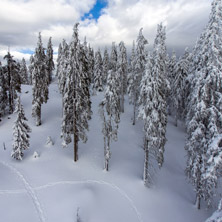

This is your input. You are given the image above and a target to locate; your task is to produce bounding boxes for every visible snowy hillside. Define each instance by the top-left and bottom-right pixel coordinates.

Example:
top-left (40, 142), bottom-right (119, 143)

top-left (0, 81), bottom-right (213, 222)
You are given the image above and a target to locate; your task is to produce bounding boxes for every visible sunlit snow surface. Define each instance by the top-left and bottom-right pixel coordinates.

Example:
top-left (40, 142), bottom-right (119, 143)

top-left (0, 80), bottom-right (213, 222)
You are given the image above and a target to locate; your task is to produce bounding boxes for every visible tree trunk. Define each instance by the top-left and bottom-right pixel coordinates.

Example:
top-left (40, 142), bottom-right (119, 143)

top-left (132, 102), bottom-right (136, 125)
top-left (36, 104), bottom-right (41, 126)
top-left (174, 113), bottom-right (178, 127)
top-left (73, 106), bottom-right (78, 162)
top-left (105, 135), bottom-right (110, 171)
top-left (195, 194), bottom-right (201, 210)
top-left (143, 138), bottom-right (149, 186)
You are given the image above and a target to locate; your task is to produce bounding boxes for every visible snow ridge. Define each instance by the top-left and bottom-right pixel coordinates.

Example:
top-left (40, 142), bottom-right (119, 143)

top-left (0, 161), bottom-right (46, 222)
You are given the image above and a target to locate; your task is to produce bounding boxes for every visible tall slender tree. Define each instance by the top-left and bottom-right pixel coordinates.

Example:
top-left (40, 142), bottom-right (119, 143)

top-left (46, 37), bottom-right (55, 84)
top-left (117, 41), bottom-right (128, 113)
top-left (93, 49), bottom-right (103, 92)
top-left (20, 58), bottom-right (29, 85)
top-left (62, 23), bottom-right (92, 162)
top-left (11, 97), bottom-right (31, 160)
top-left (102, 47), bottom-right (109, 85)
top-left (32, 32), bottom-right (49, 126)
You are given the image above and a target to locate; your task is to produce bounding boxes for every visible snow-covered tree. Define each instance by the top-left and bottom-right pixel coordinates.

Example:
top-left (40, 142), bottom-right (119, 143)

top-left (185, 0), bottom-right (222, 209)
top-left (4, 52), bottom-right (21, 114)
top-left (31, 32), bottom-right (49, 126)
top-left (171, 48), bottom-right (190, 126)
top-left (138, 24), bottom-right (168, 185)
top-left (117, 41), bottom-right (128, 113)
top-left (93, 49), bottom-right (103, 92)
top-left (0, 62), bottom-right (8, 119)
top-left (57, 39), bottom-right (69, 95)
top-left (102, 47), bottom-right (109, 85)
top-left (20, 58), bottom-right (29, 84)
top-left (88, 45), bottom-right (94, 83)
top-left (100, 69), bottom-right (120, 171)
top-left (62, 23), bottom-right (92, 162)
top-left (109, 42), bottom-right (118, 72)
top-left (29, 55), bottom-right (34, 85)
top-left (128, 29), bottom-right (148, 124)
top-left (11, 97), bottom-right (31, 160)
top-left (46, 37), bottom-right (55, 84)
top-left (128, 41), bottom-right (137, 124)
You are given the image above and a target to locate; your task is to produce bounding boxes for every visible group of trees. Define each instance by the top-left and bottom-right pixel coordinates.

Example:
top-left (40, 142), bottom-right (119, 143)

top-left (1, 0), bottom-right (221, 217)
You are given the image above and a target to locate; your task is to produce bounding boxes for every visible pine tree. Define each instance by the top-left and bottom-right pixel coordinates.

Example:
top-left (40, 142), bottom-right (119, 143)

top-left (11, 97), bottom-right (31, 160)
top-left (93, 49), bottom-right (103, 92)
top-left (29, 55), bottom-right (34, 85)
top-left (138, 24), bottom-right (168, 185)
top-left (100, 69), bottom-right (120, 171)
top-left (88, 45), bottom-right (95, 83)
top-left (171, 48), bottom-right (190, 126)
top-left (128, 29), bottom-right (148, 125)
top-left (31, 32), bottom-right (49, 126)
top-left (128, 41), bottom-right (137, 124)
top-left (117, 41), bottom-right (128, 113)
top-left (102, 47), bottom-right (109, 85)
top-left (20, 58), bottom-right (29, 84)
top-left (4, 52), bottom-right (21, 114)
top-left (57, 39), bottom-right (69, 95)
top-left (62, 23), bottom-right (92, 162)
top-left (185, 0), bottom-right (222, 209)
top-left (0, 62), bottom-right (8, 119)
top-left (46, 37), bottom-right (54, 84)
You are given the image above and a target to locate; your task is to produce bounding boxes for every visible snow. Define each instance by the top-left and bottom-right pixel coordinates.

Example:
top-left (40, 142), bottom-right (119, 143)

top-left (0, 81), bottom-right (213, 222)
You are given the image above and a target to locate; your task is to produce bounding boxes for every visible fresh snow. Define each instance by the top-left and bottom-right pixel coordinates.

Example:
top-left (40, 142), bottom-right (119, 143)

top-left (0, 81), bottom-right (213, 222)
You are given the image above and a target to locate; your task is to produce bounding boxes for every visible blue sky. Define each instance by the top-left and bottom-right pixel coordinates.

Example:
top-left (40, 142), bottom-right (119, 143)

top-left (83, 0), bottom-right (108, 20)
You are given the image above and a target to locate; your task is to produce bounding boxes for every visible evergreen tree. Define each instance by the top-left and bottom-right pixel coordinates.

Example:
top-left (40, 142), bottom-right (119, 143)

top-left (31, 32), bottom-right (49, 126)
top-left (128, 29), bottom-right (148, 125)
top-left (11, 97), bottom-right (31, 160)
top-left (102, 47), bottom-right (109, 85)
top-left (138, 24), bottom-right (168, 185)
top-left (46, 37), bottom-right (55, 84)
top-left (128, 41), bottom-right (137, 124)
top-left (93, 49), bottom-right (103, 92)
top-left (117, 41), bottom-right (128, 113)
top-left (29, 55), bottom-right (34, 85)
top-left (109, 42), bottom-right (118, 72)
top-left (20, 58), bottom-right (29, 84)
top-left (0, 62), bottom-right (8, 119)
top-left (88, 45), bottom-right (95, 83)
top-left (167, 50), bottom-right (177, 115)
top-left (171, 48), bottom-right (190, 126)
top-left (185, 0), bottom-right (222, 209)
top-left (57, 39), bottom-right (69, 95)
top-left (62, 23), bottom-right (92, 162)
top-left (4, 52), bottom-right (21, 113)
top-left (100, 69), bottom-right (120, 171)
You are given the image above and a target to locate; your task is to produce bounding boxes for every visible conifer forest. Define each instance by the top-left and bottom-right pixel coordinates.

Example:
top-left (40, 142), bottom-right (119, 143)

top-left (0, 0), bottom-right (222, 221)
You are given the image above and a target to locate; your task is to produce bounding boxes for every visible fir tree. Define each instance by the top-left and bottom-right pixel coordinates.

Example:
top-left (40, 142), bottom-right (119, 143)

top-left (128, 29), bottom-right (148, 125)
top-left (171, 48), bottom-right (190, 126)
top-left (93, 49), bottom-right (103, 92)
top-left (117, 41), bottom-right (128, 113)
top-left (88, 45), bottom-right (95, 83)
top-left (29, 55), bottom-right (34, 85)
top-left (62, 23), bottom-right (92, 162)
top-left (11, 97), bottom-right (31, 160)
top-left (4, 52), bottom-right (21, 113)
top-left (185, 0), bottom-right (222, 209)
top-left (31, 32), bottom-right (49, 126)
top-left (46, 37), bottom-right (55, 84)
top-left (100, 69), bottom-right (120, 171)
top-left (20, 58), bottom-right (29, 84)
top-left (128, 41), bottom-right (137, 124)
top-left (138, 24), bottom-right (168, 185)
top-left (0, 62), bottom-right (8, 119)
top-left (102, 47), bottom-right (109, 85)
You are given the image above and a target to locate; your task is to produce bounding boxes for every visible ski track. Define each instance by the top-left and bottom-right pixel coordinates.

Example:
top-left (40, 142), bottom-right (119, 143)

top-left (0, 177), bottom-right (143, 222)
top-left (0, 161), bottom-right (46, 222)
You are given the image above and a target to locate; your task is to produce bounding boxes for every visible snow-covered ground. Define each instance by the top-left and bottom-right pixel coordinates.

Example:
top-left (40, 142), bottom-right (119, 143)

top-left (0, 81), bottom-right (213, 222)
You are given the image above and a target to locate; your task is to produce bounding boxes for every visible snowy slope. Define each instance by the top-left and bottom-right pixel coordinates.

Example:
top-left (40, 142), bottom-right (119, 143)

top-left (0, 81), bottom-right (213, 222)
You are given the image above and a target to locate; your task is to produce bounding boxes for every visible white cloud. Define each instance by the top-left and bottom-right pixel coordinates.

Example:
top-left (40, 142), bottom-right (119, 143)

top-left (0, 0), bottom-right (212, 61)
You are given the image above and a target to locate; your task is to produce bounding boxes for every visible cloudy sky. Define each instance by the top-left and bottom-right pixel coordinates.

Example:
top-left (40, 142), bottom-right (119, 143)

top-left (0, 0), bottom-right (212, 61)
